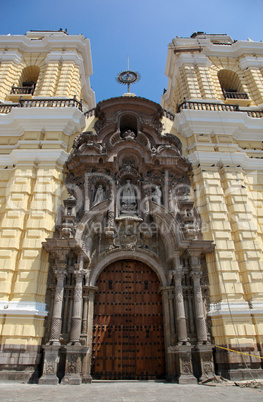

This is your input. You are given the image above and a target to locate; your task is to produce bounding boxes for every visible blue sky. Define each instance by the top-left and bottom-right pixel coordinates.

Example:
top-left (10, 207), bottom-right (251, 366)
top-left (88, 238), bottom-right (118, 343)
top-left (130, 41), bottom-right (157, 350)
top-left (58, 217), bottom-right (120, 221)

top-left (1, 0), bottom-right (262, 104)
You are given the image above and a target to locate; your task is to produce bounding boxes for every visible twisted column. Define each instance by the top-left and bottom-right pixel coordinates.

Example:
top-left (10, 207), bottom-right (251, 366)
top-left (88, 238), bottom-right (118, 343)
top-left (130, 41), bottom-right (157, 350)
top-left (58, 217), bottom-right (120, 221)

top-left (69, 269), bottom-right (84, 344)
top-left (49, 267), bottom-right (67, 344)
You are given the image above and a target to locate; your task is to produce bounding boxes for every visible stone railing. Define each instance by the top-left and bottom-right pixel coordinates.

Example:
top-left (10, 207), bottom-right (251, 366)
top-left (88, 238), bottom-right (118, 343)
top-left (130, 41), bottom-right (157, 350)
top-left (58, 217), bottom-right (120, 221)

top-left (223, 89), bottom-right (249, 100)
top-left (10, 85), bottom-right (35, 95)
top-left (178, 100), bottom-right (263, 118)
top-left (0, 104), bottom-right (16, 114)
top-left (178, 100), bottom-right (239, 112)
top-left (162, 109), bottom-right (175, 121)
top-left (84, 108), bottom-right (96, 117)
top-left (0, 97), bottom-right (82, 114)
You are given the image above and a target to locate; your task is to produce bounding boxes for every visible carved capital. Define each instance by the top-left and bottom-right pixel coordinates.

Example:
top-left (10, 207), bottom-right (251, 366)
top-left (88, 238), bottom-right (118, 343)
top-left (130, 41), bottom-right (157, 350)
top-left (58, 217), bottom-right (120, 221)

top-left (55, 269), bottom-right (67, 281)
top-left (174, 270), bottom-right (183, 282)
top-left (74, 270), bottom-right (85, 282)
top-left (191, 270), bottom-right (202, 282)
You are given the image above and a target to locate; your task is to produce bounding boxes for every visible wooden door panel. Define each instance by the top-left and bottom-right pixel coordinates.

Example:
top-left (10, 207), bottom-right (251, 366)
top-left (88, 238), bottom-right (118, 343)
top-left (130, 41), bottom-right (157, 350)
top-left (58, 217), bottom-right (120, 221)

top-left (91, 260), bottom-right (165, 380)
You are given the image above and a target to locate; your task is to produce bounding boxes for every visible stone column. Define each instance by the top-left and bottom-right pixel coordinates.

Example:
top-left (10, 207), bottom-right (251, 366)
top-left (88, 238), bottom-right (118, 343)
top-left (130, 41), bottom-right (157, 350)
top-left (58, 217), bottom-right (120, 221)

top-left (173, 252), bottom-right (188, 344)
top-left (174, 270), bottom-right (188, 344)
top-left (82, 286), bottom-right (98, 383)
top-left (84, 173), bottom-right (91, 211)
top-left (105, 183), bottom-right (115, 246)
top-left (189, 251), bottom-right (214, 382)
top-left (108, 183), bottom-right (115, 228)
top-left (49, 267), bottom-right (67, 345)
top-left (191, 269), bottom-right (208, 344)
top-left (69, 268), bottom-right (84, 345)
top-left (168, 288), bottom-right (176, 346)
top-left (39, 252), bottom-right (67, 384)
top-left (160, 287), bottom-right (176, 381)
top-left (171, 253), bottom-right (197, 384)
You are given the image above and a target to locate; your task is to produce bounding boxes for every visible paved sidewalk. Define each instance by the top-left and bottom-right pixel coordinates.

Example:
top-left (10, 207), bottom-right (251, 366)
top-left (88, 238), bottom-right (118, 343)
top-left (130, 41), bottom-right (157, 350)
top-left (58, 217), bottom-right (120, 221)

top-left (0, 381), bottom-right (263, 402)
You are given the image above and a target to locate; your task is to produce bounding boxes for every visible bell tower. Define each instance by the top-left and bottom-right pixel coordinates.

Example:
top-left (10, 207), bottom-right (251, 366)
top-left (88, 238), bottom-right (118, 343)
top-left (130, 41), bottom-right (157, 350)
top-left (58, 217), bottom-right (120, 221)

top-left (0, 30), bottom-right (95, 382)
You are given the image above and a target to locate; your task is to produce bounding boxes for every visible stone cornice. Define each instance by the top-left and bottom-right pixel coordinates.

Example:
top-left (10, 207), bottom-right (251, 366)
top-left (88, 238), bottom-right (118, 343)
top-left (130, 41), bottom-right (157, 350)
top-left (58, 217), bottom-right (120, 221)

top-left (187, 150), bottom-right (263, 170)
top-left (208, 301), bottom-right (263, 317)
top-left (0, 149), bottom-right (69, 166)
top-left (170, 37), bottom-right (263, 58)
top-left (0, 300), bottom-right (47, 317)
top-left (239, 56), bottom-right (263, 70)
top-left (176, 109), bottom-right (263, 139)
top-left (0, 106), bottom-right (85, 136)
top-left (0, 49), bottom-right (22, 64)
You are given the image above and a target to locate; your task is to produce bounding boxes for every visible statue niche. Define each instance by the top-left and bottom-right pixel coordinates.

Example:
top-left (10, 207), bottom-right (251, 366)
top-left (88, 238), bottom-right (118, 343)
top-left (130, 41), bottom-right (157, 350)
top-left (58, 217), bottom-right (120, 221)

top-left (151, 185), bottom-right (162, 205)
top-left (93, 184), bottom-right (105, 206)
top-left (120, 179), bottom-right (138, 215)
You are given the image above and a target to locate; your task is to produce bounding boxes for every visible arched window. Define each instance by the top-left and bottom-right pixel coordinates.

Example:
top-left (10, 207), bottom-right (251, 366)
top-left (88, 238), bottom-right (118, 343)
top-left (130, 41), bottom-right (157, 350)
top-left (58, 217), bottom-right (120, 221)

top-left (119, 114), bottom-right (138, 137)
top-left (218, 69), bottom-right (248, 100)
top-left (11, 66), bottom-right (40, 96)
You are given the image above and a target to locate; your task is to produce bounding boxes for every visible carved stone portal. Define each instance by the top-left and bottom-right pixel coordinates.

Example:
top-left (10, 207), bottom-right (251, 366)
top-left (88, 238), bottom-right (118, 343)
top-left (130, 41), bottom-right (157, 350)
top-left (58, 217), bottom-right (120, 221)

top-left (42, 96), bottom-right (214, 384)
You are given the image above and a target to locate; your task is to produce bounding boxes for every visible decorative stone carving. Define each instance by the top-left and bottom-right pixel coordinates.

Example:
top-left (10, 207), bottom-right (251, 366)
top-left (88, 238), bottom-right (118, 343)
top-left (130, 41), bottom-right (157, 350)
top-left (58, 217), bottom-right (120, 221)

top-left (122, 129), bottom-right (136, 140)
top-left (173, 270), bottom-right (188, 344)
top-left (114, 217), bottom-right (143, 250)
top-left (43, 95), bottom-right (215, 384)
top-left (191, 270), bottom-right (208, 344)
top-left (120, 180), bottom-right (138, 215)
top-left (69, 270), bottom-right (84, 344)
top-left (93, 185), bottom-right (105, 206)
top-left (49, 268), bottom-right (67, 345)
top-left (151, 185), bottom-right (162, 205)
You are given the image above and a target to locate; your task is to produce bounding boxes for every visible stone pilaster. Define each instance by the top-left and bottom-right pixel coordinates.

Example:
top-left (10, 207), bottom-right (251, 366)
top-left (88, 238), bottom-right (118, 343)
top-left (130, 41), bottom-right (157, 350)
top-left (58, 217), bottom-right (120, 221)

top-left (82, 286), bottom-right (97, 383)
top-left (84, 173), bottom-right (91, 212)
top-left (168, 288), bottom-right (176, 346)
top-left (161, 287), bottom-right (177, 381)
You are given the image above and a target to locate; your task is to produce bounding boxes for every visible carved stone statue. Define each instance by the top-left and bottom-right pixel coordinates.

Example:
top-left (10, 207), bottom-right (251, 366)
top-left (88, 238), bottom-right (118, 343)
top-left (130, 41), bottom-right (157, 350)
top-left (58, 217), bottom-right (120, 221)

top-left (152, 185), bottom-right (162, 205)
top-left (120, 180), bottom-right (137, 214)
top-left (122, 130), bottom-right (136, 140)
top-left (93, 185), bottom-right (104, 206)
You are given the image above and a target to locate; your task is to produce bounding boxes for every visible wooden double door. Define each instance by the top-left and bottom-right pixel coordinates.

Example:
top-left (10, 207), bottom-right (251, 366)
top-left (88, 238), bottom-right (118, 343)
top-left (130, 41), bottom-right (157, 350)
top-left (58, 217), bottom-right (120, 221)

top-left (91, 260), bottom-right (165, 380)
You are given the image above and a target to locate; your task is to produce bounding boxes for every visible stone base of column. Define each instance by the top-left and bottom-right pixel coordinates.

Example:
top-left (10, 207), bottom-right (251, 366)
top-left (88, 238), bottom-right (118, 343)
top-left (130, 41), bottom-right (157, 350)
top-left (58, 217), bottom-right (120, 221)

top-left (82, 373), bottom-right (93, 383)
top-left (173, 345), bottom-right (197, 384)
top-left (195, 344), bottom-right (215, 382)
top-left (39, 345), bottom-right (61, 385)
top-left (62, 345), bottom-right (89, 385)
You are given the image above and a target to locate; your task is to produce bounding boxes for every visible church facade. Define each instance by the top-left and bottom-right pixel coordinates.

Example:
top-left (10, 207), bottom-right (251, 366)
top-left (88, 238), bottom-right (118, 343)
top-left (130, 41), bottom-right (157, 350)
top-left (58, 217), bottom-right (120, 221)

top-left (0, 30), bottom-right (262, 383)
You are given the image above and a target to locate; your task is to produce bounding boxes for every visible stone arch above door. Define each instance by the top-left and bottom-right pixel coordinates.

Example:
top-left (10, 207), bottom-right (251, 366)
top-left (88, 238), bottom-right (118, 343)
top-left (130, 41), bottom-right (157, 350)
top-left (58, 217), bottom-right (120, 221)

top-left (89, 251), bottom-right (167, 287)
